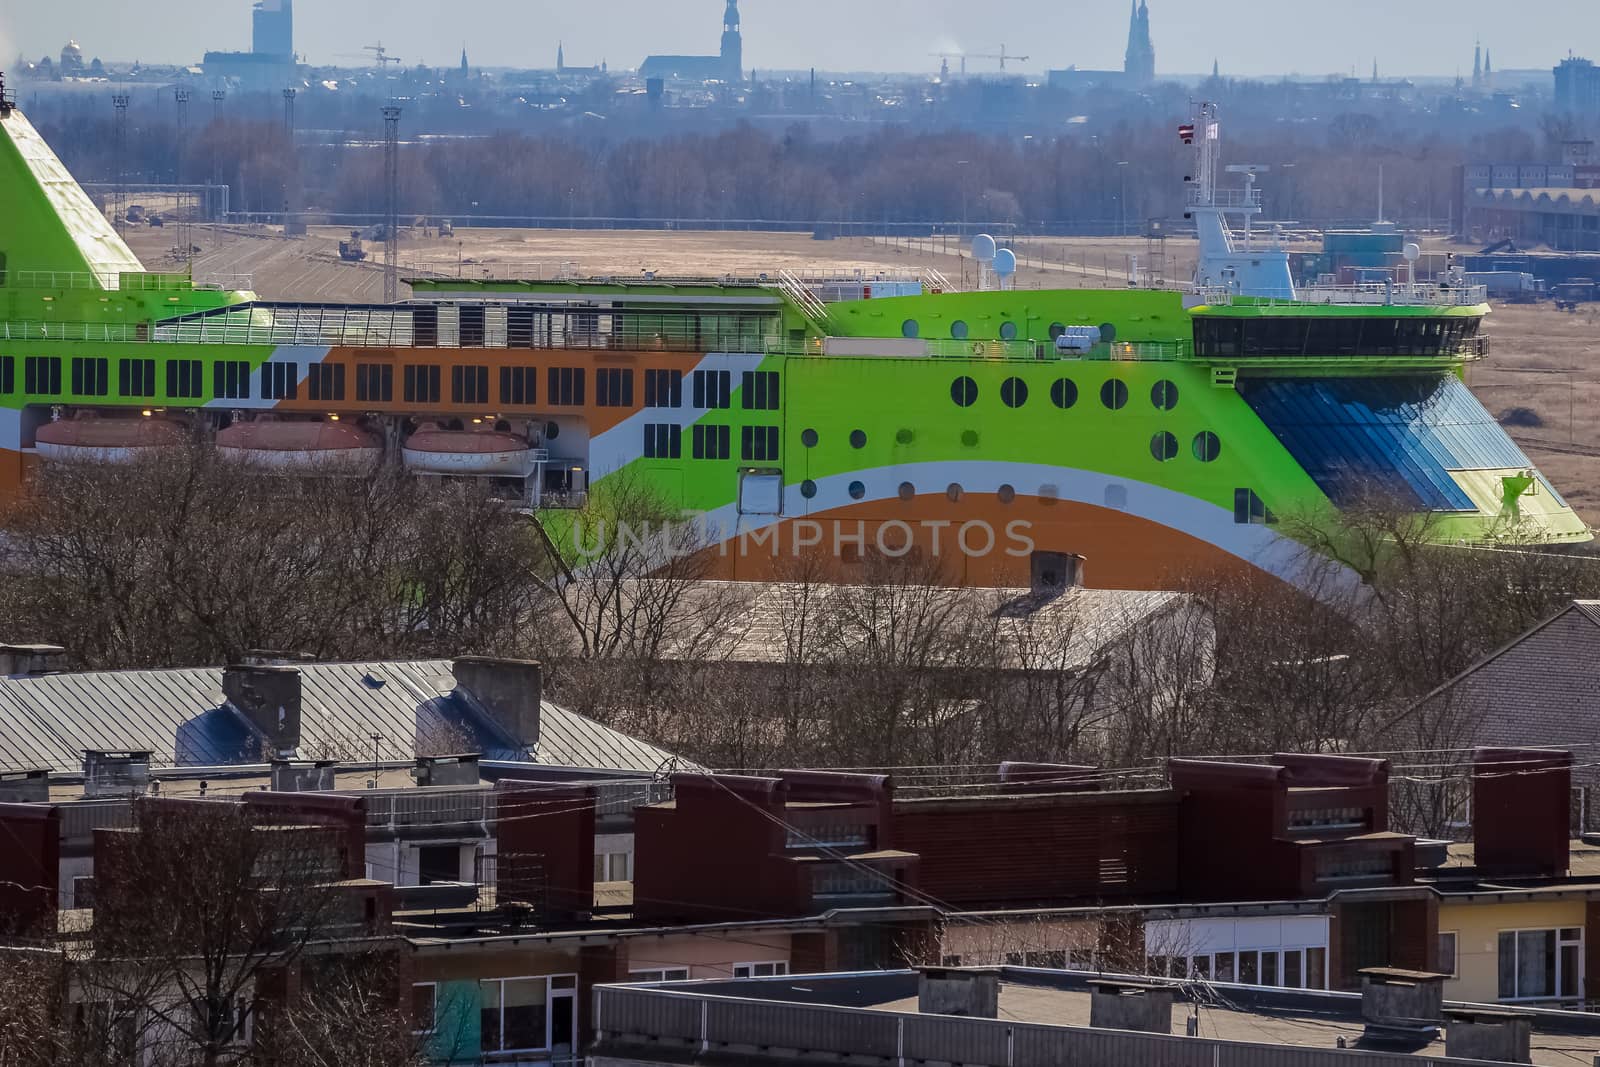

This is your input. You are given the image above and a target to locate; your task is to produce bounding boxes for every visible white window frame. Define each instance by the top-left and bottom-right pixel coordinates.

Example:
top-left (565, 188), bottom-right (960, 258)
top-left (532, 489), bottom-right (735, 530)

top-left (411, 982), bottom-right (438, 1036)
top-left (628, 967), bottom-right (689, 983)
top-left (1439, 931), bottom-right (1459, 980)
top-left (478, 973), bottom-right (576, 1055)
top-left (732, 961), bottom-right (789, 979)
top-left (1497, 926), bottom-right (1583, 1002)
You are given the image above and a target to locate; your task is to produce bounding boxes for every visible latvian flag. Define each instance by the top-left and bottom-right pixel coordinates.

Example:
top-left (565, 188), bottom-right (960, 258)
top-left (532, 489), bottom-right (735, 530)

top-left (1178, 123), bottom-right (1196, 144)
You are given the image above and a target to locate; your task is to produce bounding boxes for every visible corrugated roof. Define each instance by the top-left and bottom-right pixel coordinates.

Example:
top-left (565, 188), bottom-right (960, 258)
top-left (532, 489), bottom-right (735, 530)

top-left (0, 659), bottom-right (679, 776)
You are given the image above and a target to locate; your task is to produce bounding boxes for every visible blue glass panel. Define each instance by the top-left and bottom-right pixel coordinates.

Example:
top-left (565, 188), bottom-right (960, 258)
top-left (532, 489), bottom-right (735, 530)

top-left (1238, 376), bottom-right (1534, 512)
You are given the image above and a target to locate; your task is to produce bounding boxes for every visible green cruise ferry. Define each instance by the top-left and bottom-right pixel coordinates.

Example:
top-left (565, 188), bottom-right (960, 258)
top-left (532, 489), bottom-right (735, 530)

top-left (0, 86), bottom-right (1586, 593)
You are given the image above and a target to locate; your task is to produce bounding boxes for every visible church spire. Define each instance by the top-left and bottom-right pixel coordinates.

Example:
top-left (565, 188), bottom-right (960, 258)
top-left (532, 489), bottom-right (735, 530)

top-left (557, 41), bottom-right (565, 72)
top-left (1124, 0), bottom-right (1155, 86)
top-left (1472, 39), bottom-right (1482, 88)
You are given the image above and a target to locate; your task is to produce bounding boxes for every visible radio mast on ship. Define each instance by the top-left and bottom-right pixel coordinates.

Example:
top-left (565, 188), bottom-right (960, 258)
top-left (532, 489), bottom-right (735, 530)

top-left (1182, 102), bottom-right (1296, 300)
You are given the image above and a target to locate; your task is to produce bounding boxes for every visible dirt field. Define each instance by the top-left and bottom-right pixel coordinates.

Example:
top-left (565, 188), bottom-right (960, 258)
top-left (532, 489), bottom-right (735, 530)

top-left (119, 223), bottom-right (1600, 524)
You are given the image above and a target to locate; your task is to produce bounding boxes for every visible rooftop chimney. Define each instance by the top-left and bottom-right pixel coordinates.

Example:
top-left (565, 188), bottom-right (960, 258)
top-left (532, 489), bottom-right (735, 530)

top-left (453, 657), bottom-right (541, 750)
top-left (1030, 551), bottom-right (1085, 595)
top-left (0, 769), bottom-right (50, 804)
top-left (223, 664), bottom-right (303, 759)
top-left (0, 644), bottom-right (66, 677)
top-left (1472, 748), bottom-right (1572, 877)
top-left (82, 751), bottom-right (151, 798)
top-left (1088, 980), bottom-right (1177, 1035)
top-left (1359, 968), bottom-right (1445, 1044)
top-left (270, 759), bottom-right (337, 792)
top-left (917, 968), bottom-right (1000, 1019)
top-left (1443, 1008), bottom-right (1533, 1064)
top-left (413, 754), bottom-right (482, 788)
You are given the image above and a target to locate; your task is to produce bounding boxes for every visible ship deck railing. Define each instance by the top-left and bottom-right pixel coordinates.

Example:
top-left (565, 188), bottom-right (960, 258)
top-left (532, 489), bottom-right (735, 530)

top-left (0, 270), bottom-right (254, 293)
top-left (1190, 282), bottom-right (1490, 307)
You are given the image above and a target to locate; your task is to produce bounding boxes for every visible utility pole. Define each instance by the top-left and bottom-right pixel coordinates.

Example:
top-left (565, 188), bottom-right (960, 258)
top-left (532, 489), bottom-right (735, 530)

top-left (282, 88), bottom-right (299, 234)
top-left (382, 104), bottom-right (402, 303)
top-left (112, 93), bottom-right (130, 240)
top-left (210, 90), bottom-right (225, 224)
top-left (174, 88), bottom-right (191, 266)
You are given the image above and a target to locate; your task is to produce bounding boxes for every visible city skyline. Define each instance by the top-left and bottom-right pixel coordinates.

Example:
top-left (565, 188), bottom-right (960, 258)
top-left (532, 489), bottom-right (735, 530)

top-left (3, 0), bottom-right (1599, 80)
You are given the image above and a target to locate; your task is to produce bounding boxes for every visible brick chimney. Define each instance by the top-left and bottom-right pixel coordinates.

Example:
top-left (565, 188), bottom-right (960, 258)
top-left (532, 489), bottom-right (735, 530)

top-left (223, 664), bottom-right (303, 759)
top-left (1472, 748), bottom-right (1572, 877)
top-left (453, 657), bottom-right (542, 750)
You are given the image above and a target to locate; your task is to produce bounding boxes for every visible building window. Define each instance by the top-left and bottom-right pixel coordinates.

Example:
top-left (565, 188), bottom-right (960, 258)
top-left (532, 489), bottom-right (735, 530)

top-left (478, 976), bottom-right (551, 1053)
top-left (1151, 431), bottom-right (1179, 462)
top-left (629, 968), bottom-right (688, 983)
top-left (1152, 379), bottom-right (1179, 410)
top-left (71, 357), bottom-right (109, 397)
top-left (1440, 932), bottom-right (1458, 979)
top-left (416, 845), bottom-right (460, 885)
top-left (1193, 431), bottom-right (1221, 463)
top-left (692, 424), bottom-right (730, 460)
top-left (1000, 376), bottom-right (1028, 408)
top-left (548, 366), bottom-right (587, 406)
top-left (1497, 928), bottom-right (1582, 1001)
top-left (501, 366), bottom-right (537, 406)
top-left (167, 359), bottom-right (205, 400)
top-left (645, 368), bottom-right (681, 407)
top-left (1234, 488), bottom-right (1275, 525)
top-left (261, 361), bottom-right (298, 400)
top-left (732, 962), bottom-right (789, 979)
top-left (644, 423), bottom-right (681, 459)
top-left (741, 425), bottom-right (779, 462)
top-left (212, 360), bottom-right (250, 401)
top-left (1100, 379), bottom-right (1128, 410)
top-left (1050, 378), bottom-right (1078, 409)
top-left (24, 356), bottom-right (61, 396)
top-left (356, 363), bottom-right (394, 403)
top-left (307, 362), bottom-right (345, 402)
top-left (951, 376), bottom-right (978, 407)
top-left (593, 852), bottom-right (632, 882)
top-left (404, 364), bottom-right (442, 405)
top-left (0, 357), bottom-right (12, 394)
top-left (411, 983), bottom-right (437, 1035)
top-left (451, 365), bottom-right (490, 405)
top-left (692, 369), bottom-right (730, 409)
top-left (741, 370), bottom-right (780, 410)
top-left (597, 367), bottom-right (635, 407)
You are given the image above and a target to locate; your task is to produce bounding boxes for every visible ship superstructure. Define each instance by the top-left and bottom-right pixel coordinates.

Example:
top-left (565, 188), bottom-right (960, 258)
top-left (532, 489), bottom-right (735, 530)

top-left (0, 81), bottom-right (1587, 594)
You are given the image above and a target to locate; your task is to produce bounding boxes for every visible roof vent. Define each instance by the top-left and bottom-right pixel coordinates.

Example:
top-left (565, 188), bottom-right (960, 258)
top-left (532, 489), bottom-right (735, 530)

top-left (1088, 980), bottom-right (1176, 1035)
top-left (0, 644), bottom-right (67, 677)
top-left (0, 768), bottom-right (49, 804)
top-left (270, 759), bottom-right (337, 792)
top-left (82, 751), bottom-right (151, 798)
top-left (412, 754), bottom-right (482, 788)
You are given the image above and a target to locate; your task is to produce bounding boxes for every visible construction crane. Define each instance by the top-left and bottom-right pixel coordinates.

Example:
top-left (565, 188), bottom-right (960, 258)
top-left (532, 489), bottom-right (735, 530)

top-left (364, 43), bottom-right (403, 69)
top-left (930, 46), bottom-right (1031, 74)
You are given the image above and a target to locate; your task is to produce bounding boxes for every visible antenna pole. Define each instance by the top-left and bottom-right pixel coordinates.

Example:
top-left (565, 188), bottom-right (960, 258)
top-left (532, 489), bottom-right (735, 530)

top-left (112, 93), bottom-right (130, 240)
top-left (174, 89), bottom-right (191, 267)
top-left (382, 104), bottom-right (402, 303)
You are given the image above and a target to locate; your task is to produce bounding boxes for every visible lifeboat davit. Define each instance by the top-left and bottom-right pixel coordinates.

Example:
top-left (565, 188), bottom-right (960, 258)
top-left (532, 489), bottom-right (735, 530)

top-left (217, 418), bottom-right (381, 471)
top-left (35, 413), bottom-right (185, 462)
top-left (402, 423), bottom-right (537, 477)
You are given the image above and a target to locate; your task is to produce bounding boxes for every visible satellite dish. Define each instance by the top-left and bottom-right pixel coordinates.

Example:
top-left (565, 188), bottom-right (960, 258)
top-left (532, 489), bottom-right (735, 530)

top-left (993, 248), bottom-right (1017, 276)
top-left (1403, 243), bottom-right (1421, 263)
top-left (971, 234), bottom-right (997, 261)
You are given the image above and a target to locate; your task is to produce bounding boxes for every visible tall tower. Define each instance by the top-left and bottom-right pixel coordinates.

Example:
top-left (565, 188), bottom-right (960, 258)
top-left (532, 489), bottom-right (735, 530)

top-left (721, 0), bottom-right (743, 83)
top-left (1472, 40), bottom-right (1482, 89)
top-left (557, 42), bottom-right (565, 73)
top-left (1124, 1), bottom-right (1156, 87)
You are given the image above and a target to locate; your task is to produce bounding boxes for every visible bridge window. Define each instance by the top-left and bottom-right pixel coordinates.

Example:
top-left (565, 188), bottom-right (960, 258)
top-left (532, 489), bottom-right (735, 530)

top-left (71, 357), bottom-right (109, 398)
top-left (645, 369), bottom-right (681, 407)
top-left (451, 365), bottom-right (490, 405)
top-left (24, 357), bottom-right (61, 396)
top-left (307, 363), bottom-right (345, 402)
top-left (261, 362), bottom-right (298, 401)
top-left (404, 364), bottom-right (441, 405)
top-left (643, 423), bottom-right (681, 459)
top-left (597, 367), bottom-right (634, 408)
top-left (356, 363), bottom-right (393, 403)
top-left (741, 370), bottom-right (780, 410)
top-left (692, 369), bottom-right (730, 409)
top-left (548, 366), bottom-right (586, 406)
top-left (166, 359), bottom-right (204, 400)
top-left (500, 367), bottom-right (537, 406)
top-left (692, 424), bottom-right (730, 460)
top-left (741, 425), bottom-right (780, 463)
top-left (213, 360), bottom-right (251, 401)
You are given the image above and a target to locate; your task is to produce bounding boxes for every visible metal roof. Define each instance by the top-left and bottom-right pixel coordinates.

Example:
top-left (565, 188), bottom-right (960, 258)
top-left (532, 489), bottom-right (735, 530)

top-left (0, 659), bottom-right (679, 776)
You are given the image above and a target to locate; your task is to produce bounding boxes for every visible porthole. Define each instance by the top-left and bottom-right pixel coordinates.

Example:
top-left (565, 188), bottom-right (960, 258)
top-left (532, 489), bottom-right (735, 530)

top-left (997, 484), bottom-right (1016, 504)
top-left (801, 480), bottom-right (818, 499)
top-left (901, 319), bottom-right (920, 339)
top-left (1000, 377), bottom-right (1029, 408)
top-left (1099, 322), bottom-right (1117, 344)
top-left (545, 421), bottom-right (561, 440)
top-left (849, 429), bottom-right (867, 449)
top-left (801, 428), bottom-right (819, 448)
top-left (951, 320), bottom-right (970, 340)
top-left (951, 376), bottom-right (978, 407)
top-left (961, 429), bottom-right (980, 447)
top-left (1193, 431), bottom-right (1221, 463)
top-left (1150, 431), bottom-right (1179, 462)
top-left (848, 480), bottom-right (866, 500)
top-left (946, 483), bottom-right (963, 502)
top-left (1100, 379), bottom-right (1128, 410)
top-left (896, 428), bottom-right (914, 445)
top-left (898, 481), bottom-right (916, 501)
top-left (1050, 378), bottom-right (1078, 409)
top-left (1152, 379), bottom-right (1179, 411)
top-left (999, 321), bottom-right (1019, 341)
top-left (1049, 323), bottom-right (1066, 341)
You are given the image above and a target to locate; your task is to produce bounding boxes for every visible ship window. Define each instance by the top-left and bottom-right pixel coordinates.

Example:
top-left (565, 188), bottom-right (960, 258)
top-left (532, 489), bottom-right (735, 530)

top-left (801, 428), bottom-right (819, 448)
top-left (1050, 378), bottom-right (1078, 409)
top-left (951, 376), bottom-right (978, 407)
top-left (951, 320), bottom-right (969, 340)
top-left (1193, 431), bottom-right (1221, 463)
top-left (1000, 377), bottom-right (1029, 408)
top-left (1049, 323), bottom-right (1066, 340)
top-left (643, 423), bottom-right (681, 460)
top-left (1152, 379), bottom-right (1179, 411)
top-left (212, 360), bottom-right (249, 401)
top-left (596, 367), bottom-right (634, 408)
top-left (741, 425), bottom-right (780, 463)
top-left (801, 480), bottom-right (818, 499)
top-left (902, 319), bottom-right (920, 339)
top-left (71, 357), bottom-right (109, 398)
top-left (307, 362), bottom-right (345, 402)
top-left (1150, 431), bottom-right (1179, 462)
top-left (24, 357), bottom-right (61, 397)
top-left (117, 359), bottom-right (155, 399)
top-left (645, 369), bottom-right (681, 407)
top-left (166, 359), bottom-right (204, 400)
top-left (947, 483), bottom-right (963, 501)
top-left (848, 480), bottom-right (866, 500)
top-left (451, 365), bottom-right (489, 405)
top-left (1000, 321), bottom-right (1019, 341)
top-left (898, 481), bottom-right (916, 501)
top-left (1100, 379), bottom-right (1128, 410)
top-left (261, 361), bottom-right (297, 401)
top-left (741, 370), bottom-right (780, 410)
top-left (404, 364), bottom-right (441, 405)
top-left (849, 429), bottom-right (867, 449)
top-left (548, 366), bottom-right (586, 406)
top-left (501, 367), bottom-right (537, 406)
top-left (0, 357), bottom-right (12, 394)
top-left (458, 305), bottom-right (486, 347)
top-left (692, 369), bottom-right (731, 409)
top-left (692, 424), bottom-right (731, 460)
top-left (356, 363), bottom-right (393, 403)
top-left (1234, 489), bottom-right (1275, 525)
top-left (997, 484), bottom-right (1016, 504)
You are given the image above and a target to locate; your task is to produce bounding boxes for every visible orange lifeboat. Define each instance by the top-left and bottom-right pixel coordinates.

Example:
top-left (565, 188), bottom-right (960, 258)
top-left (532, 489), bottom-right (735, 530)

top-left (216, 417), bottom-right (381, 471)
top-left (34, 413), bottom-right (184, 462)
top-left (402, 423), bottom-right (537, 477)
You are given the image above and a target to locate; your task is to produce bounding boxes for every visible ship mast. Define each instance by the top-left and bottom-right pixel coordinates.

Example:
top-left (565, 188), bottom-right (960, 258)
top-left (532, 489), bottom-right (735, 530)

top-left (1183, 102), bottom-right (1296, 300)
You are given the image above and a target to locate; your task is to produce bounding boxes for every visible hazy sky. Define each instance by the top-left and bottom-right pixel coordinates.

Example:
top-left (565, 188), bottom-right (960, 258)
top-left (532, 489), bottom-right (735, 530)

top-left (3, 1), bottom-right (1598, 78)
